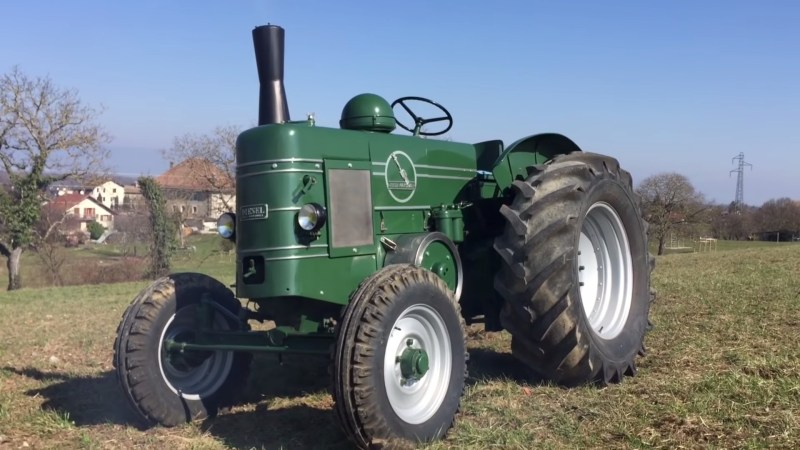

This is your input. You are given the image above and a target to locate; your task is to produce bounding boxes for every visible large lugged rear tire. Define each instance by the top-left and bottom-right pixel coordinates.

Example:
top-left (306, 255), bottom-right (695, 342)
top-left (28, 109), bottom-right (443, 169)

top-left (494, 152), bottom-right (653, 386)
top-left (113, 273), bottom-right (252, 426)
top-left (331, 265), bottom-right (468, 449)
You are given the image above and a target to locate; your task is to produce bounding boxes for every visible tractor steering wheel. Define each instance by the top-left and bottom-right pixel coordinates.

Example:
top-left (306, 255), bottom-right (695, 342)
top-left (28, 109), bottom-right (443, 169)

top-left (391, 96), bottom-right (453, 136)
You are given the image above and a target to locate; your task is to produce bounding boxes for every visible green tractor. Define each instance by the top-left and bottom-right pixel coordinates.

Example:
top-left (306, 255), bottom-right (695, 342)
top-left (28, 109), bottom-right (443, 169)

top-left (113, 24), bottom-right (654, 448)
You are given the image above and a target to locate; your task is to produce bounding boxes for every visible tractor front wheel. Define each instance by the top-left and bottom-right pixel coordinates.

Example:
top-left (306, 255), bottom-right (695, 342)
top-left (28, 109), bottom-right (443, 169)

top-left (331, 265), bottom-right (468, 448)
top-left (113, 273), bottom-right (252, 426)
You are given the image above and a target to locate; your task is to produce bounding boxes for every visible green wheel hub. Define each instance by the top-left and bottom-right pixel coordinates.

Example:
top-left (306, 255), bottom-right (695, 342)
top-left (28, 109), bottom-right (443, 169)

top-left (399, 341), bottom-right (430, 380)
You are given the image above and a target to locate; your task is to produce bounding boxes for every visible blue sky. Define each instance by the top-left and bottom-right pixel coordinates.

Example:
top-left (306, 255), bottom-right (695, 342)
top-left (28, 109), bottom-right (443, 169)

top-left (3, 0), bottom-right (798, 206)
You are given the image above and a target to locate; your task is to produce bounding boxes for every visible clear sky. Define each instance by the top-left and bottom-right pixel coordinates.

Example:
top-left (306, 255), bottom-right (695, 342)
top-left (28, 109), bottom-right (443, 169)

top-left (3, 0), bottom-right (798, 206)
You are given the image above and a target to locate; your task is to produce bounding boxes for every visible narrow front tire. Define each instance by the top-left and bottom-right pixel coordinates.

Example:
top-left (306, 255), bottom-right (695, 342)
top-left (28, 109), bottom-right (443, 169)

top-left (331, 265), bottom-right (468, 448)
top-left (113, 273), bottom-right (252, 426)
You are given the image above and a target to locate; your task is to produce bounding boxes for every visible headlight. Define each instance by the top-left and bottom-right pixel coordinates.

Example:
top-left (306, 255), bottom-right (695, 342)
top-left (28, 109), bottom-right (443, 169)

top-left (217, 213), bottom-right (236, 240)
top-left (297, 203), bottom-right (326, 231)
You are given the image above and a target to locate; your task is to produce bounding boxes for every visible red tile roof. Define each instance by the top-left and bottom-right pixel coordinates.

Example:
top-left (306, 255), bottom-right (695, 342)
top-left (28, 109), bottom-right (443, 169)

top-left (48, 193), bottom-right (90, 207)
top-left (156, 158), bottom-right (233, 192)
top-left (45, 194), bottom-right (114, 214)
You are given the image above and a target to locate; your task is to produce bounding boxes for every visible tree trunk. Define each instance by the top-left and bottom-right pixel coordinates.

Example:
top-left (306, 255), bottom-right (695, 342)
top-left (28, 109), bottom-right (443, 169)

top-left (7, 247), bottom-right (23, 291)
top-left (657, 235), bottom-right (666, 256)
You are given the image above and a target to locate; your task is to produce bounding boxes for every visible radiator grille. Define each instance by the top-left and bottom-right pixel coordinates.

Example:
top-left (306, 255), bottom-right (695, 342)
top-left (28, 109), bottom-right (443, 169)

top-left (328, 169), bottom-right (373, 248)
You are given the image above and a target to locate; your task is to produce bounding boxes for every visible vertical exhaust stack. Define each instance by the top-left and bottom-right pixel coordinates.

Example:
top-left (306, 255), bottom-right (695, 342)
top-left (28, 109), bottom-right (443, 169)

top-left (253, 24), bottom-right (289, 125)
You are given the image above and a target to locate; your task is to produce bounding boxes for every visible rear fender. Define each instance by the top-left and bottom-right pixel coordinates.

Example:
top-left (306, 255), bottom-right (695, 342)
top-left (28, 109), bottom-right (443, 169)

top-left (491, 133), bottom-right (582, 190)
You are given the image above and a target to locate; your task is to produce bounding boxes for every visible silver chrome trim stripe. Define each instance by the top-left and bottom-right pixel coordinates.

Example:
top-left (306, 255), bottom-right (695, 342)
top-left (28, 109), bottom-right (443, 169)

top-left (371, 161), bottom-right (474, 173)
top-left (375, 205), bottom-right (431, 211)
top-left (371, 171), bottom-right (474, 181)
top-left (417, 173), bottom-right (474, 181)
top-left (238, 158), bottom-right (323, 169)
top-left (263, 253), bottom-right (329, 261)
top-left (269, 206), bottom-right (302, 212)
top-left (245, 244), bottom-right (328, 252)
top-left (239, 169), bottom-right (323, 179)
top-left (416, 164), bottom-right (475, 173)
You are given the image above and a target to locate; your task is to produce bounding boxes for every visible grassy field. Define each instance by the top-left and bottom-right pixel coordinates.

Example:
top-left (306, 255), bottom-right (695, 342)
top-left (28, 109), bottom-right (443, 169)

top-left (1, 240), bottom-right (798, 449)
top-left (0, 234), bottom-right (235, 290)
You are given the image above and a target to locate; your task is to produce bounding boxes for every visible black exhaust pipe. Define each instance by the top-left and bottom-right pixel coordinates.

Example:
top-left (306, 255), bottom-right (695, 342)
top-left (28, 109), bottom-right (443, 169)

top-left (253, 24), bottom-right (289, 125)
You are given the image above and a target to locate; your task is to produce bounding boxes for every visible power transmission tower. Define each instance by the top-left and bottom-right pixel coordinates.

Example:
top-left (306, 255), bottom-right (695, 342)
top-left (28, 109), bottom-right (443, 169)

top-left (730, 152), bottom-right (752, 213)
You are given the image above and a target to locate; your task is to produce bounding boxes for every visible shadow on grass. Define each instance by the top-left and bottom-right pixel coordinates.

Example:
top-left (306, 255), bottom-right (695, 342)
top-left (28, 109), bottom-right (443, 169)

top-left (202, 404), bottom-right (353, 450)
top-left (3, 356), bottom-right (354, 449)
top-left (239, 353), bottom-right (331, 402)
top-left (465, 348), bottom-right (545, 385)
top-left (5, 366), bottom-right (140, 426)
top-left (5, 346), bottom-right (539, 448)
top-left (204, 351), bottom-right (536, 449)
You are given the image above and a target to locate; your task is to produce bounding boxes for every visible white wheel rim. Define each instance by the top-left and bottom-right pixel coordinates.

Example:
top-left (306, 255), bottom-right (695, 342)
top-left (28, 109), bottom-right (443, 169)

top-left (578, 202), bottom-right (633, 340)
top-left (383, 304), bottom-right (452, 424)
top-left (158, 306), bottom-right (235, 400)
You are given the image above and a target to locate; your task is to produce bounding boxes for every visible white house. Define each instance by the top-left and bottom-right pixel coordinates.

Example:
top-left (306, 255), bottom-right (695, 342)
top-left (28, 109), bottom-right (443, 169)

top-left (91, 180), bottom-right (125, 209)
top-left (46, 193), bottom-right (115, 231)
top-left (49, 179), bottom-right (125, 210)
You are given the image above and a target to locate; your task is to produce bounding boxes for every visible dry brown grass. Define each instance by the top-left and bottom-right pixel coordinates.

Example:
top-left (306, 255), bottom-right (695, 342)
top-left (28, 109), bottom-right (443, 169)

top-left (1, 242), bottom-right (798, 449)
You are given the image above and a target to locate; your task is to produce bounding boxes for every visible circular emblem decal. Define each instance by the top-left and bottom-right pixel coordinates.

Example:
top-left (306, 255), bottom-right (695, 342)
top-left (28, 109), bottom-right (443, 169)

top-left (384, 151), bottom-right (417, 203)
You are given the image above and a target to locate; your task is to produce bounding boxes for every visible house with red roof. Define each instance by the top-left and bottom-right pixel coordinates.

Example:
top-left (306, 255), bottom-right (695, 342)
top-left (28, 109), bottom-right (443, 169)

top-left (45, 193), bottom-right (115, 232)
top-left (155, 158), bottom-right (235, 219)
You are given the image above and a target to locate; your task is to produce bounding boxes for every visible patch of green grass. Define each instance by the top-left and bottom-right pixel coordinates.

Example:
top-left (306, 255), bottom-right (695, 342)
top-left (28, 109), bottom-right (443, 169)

top-left (31, 409), bottom-right (75, 434)
top-left (78, 432), bottom-right (99, 449)
top-left (655, 238), bottom-right (798, 255)
top-left (0, 397), bottom-right (10, 421)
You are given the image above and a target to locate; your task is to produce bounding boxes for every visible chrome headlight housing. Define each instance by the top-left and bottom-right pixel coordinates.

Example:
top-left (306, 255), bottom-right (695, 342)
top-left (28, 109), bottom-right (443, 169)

top-left (216, 213), bottom-right (236, 240)
top-left (297, 203), bottom-right (326, 231)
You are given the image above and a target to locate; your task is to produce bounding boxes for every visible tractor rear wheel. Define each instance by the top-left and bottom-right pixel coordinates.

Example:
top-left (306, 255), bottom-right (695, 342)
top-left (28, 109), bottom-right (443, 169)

top-left (494, 152), bottom-right (653, 386)
top-left (331, 264), bottom-right (468, 449)
top-left (113, 273), bottom-right (252, 426)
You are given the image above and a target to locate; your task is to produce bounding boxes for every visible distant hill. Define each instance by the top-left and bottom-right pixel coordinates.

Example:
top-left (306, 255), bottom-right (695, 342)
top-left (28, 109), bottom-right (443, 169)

top-left (0, 171), bottom-right (144, 189)
top-left (111, 174), bottom-right (138, 186)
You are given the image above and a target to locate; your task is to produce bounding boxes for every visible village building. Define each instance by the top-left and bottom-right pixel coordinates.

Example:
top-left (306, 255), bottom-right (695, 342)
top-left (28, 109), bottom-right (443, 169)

top-left (48, 178), bottom-right (128, 210)
top-left (44, 193), bottom-right (115, 232)
top-left (155, 158), bottom-right (235, 219)
top-left (123, 184), bottom-right (146, 211)
top-left (91, 180), bottom-right (125, 209)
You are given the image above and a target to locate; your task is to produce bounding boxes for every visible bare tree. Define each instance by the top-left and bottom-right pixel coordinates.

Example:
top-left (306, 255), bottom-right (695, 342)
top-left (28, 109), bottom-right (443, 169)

top-left (0, 66), bottom-right (110, 290)
top-left (113, 212), bottom-right (153, 257)
top-left (164, 125), bottom-right (239, 211)
top-left (754, 198), bottom-right (800, 241)
top-left (31, 207), bottom-right (81, 286)
top-left (709, 203), bottom-right (756, 241)
top-left (636, 172), bottom-right (707, 255)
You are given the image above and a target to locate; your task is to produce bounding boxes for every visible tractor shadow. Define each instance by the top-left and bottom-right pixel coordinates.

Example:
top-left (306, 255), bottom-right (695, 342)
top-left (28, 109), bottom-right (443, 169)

top-left (200, 353), bottom-right (353, 449)
top-left (5, 366), bottom-right (141, 426)
top-left (464, 348), bottom-right (542, 385)
top-left (202, 404), bottom-right (353, 450)
top-left (5, 341), bottom-right (540, 449)
top-left (462, 326), bottom-right (547, 385)
top-left (204, 349), bottom-right (538, 450)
